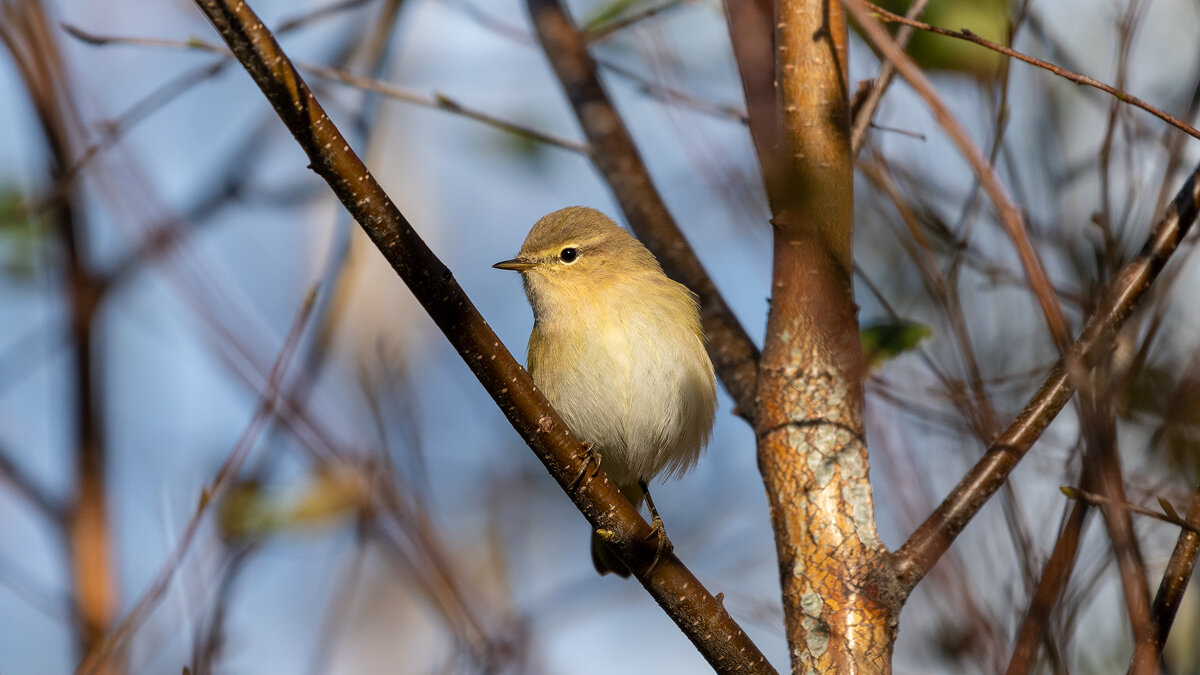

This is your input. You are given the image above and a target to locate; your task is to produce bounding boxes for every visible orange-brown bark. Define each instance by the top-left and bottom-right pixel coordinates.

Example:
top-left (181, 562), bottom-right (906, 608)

top-left (753, 1), bottom-right (892, 671)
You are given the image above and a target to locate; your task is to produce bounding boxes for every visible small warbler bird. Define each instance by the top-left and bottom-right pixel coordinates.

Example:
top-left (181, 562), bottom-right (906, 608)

top-left (494, 207), bottom-right (717, 576)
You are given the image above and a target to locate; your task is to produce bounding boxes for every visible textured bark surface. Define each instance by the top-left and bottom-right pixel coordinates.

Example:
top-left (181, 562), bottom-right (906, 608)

top-left (754, 1), bottom-right (893, 672)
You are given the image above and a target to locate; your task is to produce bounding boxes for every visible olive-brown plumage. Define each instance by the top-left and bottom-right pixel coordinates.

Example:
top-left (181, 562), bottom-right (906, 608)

top-left (495, 207), bottom-right (717, 576)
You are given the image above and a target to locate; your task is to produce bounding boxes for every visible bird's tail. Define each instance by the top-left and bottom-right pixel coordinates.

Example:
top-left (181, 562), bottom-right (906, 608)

top-left (591, 530), bottom-right (632, 577)
top-left (591, 482), bottom-right (646, 577)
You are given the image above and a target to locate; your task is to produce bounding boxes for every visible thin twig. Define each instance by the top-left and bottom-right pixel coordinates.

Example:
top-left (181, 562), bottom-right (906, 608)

top-left (1061, 486), bottom-right (1200, 537)
top-left (844, 0), bottom-right (1073, 357)
top-left (440, 0), bottom-right (744, 128)
top-left (860, 154), bottom-right (1045, 593)
top-left (0, 442), bottom-right (63, 522)
top-left (1082, 398), bottom-right (1155, 667)
top-left (1006, 499), bottom-right (1087, 674)
top-left (37, 0), bottom-right (378, 212)
top-left (891, 161), bottom-right (1200, 595)
top-left (597, 57), bottom-right (748, 123)
top-left (850, 0), bottom-right (931, 155)
top-left (76, 286), bottom-right (320, 674)
top-left (60, 26), bottom-right (591, 155)
top-left (865, 2), bottom-right (1200, 142)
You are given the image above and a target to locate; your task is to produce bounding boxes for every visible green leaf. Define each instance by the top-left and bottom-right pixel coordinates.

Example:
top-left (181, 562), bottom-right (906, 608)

top-left (860, 319), bottom-right (932, 369)
top-left (217, 471), bottom-right (365, 541)
top-left (585, 0), bottom-right (642, 30)
top-left (0, 188), bottom-right (49, 280)
top-left (217, 481), bottom-right (279, 540)
top-left (859, 0), bottom-right (1011, 80)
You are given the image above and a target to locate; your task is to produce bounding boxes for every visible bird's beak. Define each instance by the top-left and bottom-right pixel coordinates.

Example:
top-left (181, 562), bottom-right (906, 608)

top-left (492, 257), bottom-right (536, 272)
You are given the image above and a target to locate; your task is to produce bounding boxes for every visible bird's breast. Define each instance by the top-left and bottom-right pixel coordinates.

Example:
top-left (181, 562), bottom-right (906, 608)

top-left (527, 288), bottom-right (715, 489)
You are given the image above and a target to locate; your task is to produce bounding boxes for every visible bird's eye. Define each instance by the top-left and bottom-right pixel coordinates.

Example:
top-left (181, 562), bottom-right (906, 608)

top-left (559, 247), bottom-right (578, 263)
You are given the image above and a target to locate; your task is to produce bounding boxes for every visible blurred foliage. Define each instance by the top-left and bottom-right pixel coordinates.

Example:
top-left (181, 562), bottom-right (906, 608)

top-left (218, 467), bottom-right (369, 541)
top-left (861, 318), bottom-right (932, 370)
top-left (0, 188), bottom-right (48, 280)
top-left (584, 0), bottom-right (643, 30)
top-left (1122, 362), bottom-right (1200, 482)
top-left (860, 0), bottom-right (1010, 80)
top-left (489, 118), bottom-right (555, 170)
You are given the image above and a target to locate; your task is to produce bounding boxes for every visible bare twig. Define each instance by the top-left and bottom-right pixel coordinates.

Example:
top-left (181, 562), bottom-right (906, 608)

top-left (274, 0), bottom-right (373, 33)
top-left (0, 320), bottom-right (67, 395)
top-left (187, 1), bottom-right (774, 671)
top-left (865, 2), bottom-right (1200, 142)
top-left (844, 0), bottom-right (1073, 357)
top-left (860, 154), bottom-right (1044, 593)
top-left (1061, 486), bottom-right (1200, 537)
top-left (849, 0), bottom-right (932, 155)
top-left (35, 0), bottom-right (379, 214)
top-left (0, 441), bottom-right (63, 522)
top-left (77, 286), bottom-right (319, 674)
top-left (596, 57), bottom-right (748, 123)
top-left (60, 26), bottom-right (591, 155)
top-left (1083, 401), bottom-right (1155, 668)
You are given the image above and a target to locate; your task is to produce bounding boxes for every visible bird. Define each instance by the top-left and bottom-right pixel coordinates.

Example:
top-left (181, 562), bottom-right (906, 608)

top-left (494, 206), bottom-right (717, 576)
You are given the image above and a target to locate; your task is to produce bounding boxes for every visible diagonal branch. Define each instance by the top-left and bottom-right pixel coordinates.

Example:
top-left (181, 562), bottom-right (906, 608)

top-left (188, 1), bottom-right (774, 671)
top-left (891, 162), bottom-right (1200, 595)
top-left (526, 0), bottom-right (761, 421)
top-left (0, 441), bottom-right (63, 523)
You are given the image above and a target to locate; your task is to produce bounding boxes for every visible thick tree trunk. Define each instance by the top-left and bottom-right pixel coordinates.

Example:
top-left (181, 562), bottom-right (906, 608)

top-left (754, 1), bottom-right (894, 671)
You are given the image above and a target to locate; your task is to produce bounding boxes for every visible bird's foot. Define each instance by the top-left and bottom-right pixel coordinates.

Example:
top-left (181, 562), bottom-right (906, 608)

top-left (639, 479), bottom-right (673, 573)
top-left (643, 513), bottom-right (673, 574)
top-left (569, 442), bottom-right (601, 493)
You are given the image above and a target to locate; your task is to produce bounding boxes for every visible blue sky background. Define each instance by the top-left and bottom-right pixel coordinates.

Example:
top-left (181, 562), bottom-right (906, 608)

top-left (3, 0), bottom-right (1200, 672)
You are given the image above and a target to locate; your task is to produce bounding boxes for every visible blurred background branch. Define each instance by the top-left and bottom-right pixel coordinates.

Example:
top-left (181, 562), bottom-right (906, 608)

top-left (2, 0), bottom-right (1200, 672)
